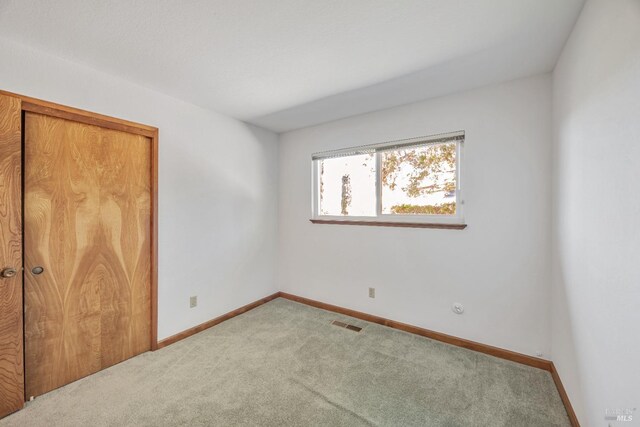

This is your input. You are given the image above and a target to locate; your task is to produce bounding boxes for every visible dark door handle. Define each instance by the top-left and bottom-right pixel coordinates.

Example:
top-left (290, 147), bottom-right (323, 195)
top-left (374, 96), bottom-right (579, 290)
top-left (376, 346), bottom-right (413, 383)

top-left (0, 268), bottom-right (17, 279)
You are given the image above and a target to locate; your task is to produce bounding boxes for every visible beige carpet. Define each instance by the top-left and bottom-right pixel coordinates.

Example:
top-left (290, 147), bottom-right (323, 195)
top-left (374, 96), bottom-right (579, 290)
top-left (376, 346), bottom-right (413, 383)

top-left (0, 298), bottom-right (570, 426)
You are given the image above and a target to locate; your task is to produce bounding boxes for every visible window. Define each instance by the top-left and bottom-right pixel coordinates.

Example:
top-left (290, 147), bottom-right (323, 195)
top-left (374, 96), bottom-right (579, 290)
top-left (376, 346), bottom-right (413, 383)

top-left (312, 131), bottom-right (464, 226)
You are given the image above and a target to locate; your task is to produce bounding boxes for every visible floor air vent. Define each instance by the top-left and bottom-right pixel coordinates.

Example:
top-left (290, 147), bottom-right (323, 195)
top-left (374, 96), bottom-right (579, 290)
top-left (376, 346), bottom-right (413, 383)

top-left (331, 320), bottom-right (362, 332)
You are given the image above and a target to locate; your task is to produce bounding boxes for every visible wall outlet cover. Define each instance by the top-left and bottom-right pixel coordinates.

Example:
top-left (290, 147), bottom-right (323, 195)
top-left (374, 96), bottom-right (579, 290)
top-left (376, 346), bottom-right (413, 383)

top-left (368, 287), bottom-right (375, 298)
top-left (190, 296), bottom-right (197, 308)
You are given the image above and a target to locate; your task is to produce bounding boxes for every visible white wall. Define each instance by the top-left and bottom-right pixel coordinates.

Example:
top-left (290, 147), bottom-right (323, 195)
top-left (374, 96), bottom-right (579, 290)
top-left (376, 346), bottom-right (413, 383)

top-left (551, 1), bottom-right (640, 425)
top-left (278, 74), bottom-right (553, 357)
top-left (0, 37), bottom-right (279, 341)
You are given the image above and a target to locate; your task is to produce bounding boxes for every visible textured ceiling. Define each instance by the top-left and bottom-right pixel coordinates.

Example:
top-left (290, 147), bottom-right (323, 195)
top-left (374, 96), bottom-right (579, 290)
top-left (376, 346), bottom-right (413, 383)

top-left (0, 0), bottom-right (584, 132)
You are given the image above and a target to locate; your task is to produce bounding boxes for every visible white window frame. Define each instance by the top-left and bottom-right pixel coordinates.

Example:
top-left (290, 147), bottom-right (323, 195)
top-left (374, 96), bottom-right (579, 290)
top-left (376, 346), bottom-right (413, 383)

top-left (311, 131), bottom-right (465, 225)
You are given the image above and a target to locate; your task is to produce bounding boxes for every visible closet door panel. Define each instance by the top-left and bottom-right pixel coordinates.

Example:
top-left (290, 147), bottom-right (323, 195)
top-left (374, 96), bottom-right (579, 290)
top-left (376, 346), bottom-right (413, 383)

top-left (0, 94), bottom-right (24, 418)
top-left (24, 112), bottom-right (151, 398)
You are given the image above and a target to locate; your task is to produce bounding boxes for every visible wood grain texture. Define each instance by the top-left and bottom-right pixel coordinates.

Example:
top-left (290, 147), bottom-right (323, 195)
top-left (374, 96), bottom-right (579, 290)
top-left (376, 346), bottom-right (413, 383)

top-left (279, 292), bottom-right (552, 371)
top-left (0, 94), bottom-right (24, 418)
top-left (309, 219), bottom-right (467, 229)
top-left (3, 89), bottom-right (159, 351)
top-left (550, 362), bottom-right (581, 427)
top-left (156, 293), bottom-right (281, 349)
top-left (23, 113), bottom-right (152, 398)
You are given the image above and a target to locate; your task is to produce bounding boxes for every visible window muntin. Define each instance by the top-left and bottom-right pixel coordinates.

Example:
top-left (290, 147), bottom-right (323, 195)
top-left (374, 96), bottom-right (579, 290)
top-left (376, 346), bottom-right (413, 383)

top-left (312, 132), bottom-right (463, 223)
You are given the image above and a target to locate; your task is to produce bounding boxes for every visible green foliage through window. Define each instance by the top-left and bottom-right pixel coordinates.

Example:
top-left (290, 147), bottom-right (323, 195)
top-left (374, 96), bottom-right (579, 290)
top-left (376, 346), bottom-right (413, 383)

top-left (390, 203), bottom-right (456, 215)
top-left (381, 142), bottom-right (456, 215)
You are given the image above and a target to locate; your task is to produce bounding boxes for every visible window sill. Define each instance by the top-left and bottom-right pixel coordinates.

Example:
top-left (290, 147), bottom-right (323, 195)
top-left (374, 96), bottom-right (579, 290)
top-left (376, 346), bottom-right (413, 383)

top-left (309, 219), bottom-right (467, 230)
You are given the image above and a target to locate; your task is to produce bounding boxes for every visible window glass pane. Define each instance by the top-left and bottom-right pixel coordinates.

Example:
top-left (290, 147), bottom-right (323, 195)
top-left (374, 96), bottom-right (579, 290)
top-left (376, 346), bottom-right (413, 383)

top-left (381, 142), bottom-right (456, 215)
top-left (318, 154), bottom-right (376, 216)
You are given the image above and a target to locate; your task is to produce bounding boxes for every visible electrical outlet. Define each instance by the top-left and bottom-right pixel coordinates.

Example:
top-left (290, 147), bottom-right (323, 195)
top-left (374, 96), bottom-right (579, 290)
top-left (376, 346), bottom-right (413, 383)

top-left (368, 287), bottom-right (375, 298)
top-left (190, 296), bottom-right (197, 308)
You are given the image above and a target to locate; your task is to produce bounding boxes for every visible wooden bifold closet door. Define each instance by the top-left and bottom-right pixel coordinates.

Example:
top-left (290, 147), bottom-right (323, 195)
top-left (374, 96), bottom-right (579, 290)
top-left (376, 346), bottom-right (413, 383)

top-left (23, 112), bottom-right (152, 398)
top-left (0, 94), bottom-right (24, 418)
